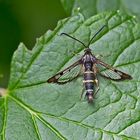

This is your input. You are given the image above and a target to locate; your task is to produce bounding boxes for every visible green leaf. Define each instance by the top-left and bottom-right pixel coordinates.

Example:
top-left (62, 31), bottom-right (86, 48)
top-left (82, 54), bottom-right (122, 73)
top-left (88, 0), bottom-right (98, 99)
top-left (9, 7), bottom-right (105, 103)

top-left (61, 0), bottom-right (140, 20)
top-left (1, 11), bottom-right (140, 140)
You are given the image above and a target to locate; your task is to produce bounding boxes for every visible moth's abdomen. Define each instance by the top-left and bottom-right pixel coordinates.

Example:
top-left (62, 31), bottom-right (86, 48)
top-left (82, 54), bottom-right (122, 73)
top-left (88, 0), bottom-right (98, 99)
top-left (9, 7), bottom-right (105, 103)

top-left (82, 54), bottom-right (96, 102)
top-left (83, 71), bottom-right (94, 91)
top-left (83, 71), bottom-right (95, 102)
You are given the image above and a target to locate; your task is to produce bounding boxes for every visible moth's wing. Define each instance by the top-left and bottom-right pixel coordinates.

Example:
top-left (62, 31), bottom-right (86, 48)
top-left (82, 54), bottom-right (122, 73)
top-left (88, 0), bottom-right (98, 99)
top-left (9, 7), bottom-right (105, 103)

top-left (47, 59), bottom-right (82, 84)
top-left (96, 59), bottom-right (132, 81)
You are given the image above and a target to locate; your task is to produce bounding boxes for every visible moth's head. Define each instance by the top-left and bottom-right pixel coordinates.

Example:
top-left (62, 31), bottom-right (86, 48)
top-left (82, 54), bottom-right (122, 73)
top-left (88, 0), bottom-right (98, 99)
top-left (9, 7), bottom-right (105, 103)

top-left (84, 48), bottom-right (92, 54)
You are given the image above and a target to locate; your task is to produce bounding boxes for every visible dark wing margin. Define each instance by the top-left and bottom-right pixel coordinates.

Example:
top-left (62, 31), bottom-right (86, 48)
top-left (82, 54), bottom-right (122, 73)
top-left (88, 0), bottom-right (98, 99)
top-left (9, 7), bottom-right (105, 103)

top-left (96, 59), bottom-right (132, 81)
top-left (47, 59), bottom-right (82, 84)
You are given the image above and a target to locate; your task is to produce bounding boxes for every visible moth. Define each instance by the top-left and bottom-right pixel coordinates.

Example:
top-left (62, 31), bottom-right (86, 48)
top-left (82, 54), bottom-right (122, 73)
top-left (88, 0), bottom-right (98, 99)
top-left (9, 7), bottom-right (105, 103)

top-left (47, 25), bottom-right (132, 102)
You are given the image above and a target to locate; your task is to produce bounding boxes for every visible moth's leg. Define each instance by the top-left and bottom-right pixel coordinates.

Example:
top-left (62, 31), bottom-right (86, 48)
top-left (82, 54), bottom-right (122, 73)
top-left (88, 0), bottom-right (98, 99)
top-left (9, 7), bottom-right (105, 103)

top-left (93, 64), bottom-right (100, 96)
top-left (94, 78), bottom-right (100, 97)
top-left (80, 87), bottom-right (85, 100)
top-left (93, 63), bottom-right (99, 74)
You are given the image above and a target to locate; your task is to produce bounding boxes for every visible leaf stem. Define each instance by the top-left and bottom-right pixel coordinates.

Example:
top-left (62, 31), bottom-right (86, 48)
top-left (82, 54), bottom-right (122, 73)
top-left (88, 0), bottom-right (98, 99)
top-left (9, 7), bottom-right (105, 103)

top-left (0, 88), bottom-right (7, 97)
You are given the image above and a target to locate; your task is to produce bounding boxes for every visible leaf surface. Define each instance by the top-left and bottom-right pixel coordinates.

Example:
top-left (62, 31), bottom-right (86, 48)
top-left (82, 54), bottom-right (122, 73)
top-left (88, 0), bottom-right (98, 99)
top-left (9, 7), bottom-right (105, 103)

top-left (61, 0), bottom-right (140, 20)
top-left (1, 11), bottom-right (140, 140)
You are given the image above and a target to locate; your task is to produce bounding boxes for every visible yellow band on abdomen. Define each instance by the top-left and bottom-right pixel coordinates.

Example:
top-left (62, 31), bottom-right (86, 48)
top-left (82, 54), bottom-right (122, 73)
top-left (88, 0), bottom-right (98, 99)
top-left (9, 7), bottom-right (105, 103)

top-left (83, 80), bottom-right (94, 83)
top-left (84, 71), bottom-right (93, 74)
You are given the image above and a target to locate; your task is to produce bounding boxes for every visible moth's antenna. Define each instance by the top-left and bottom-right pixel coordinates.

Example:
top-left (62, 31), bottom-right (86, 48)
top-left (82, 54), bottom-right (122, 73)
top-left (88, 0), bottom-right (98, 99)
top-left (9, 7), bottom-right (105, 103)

top-left (60, 33), bottom-right (87, 48)
top-left (87, 25), bottom-right (106, 48)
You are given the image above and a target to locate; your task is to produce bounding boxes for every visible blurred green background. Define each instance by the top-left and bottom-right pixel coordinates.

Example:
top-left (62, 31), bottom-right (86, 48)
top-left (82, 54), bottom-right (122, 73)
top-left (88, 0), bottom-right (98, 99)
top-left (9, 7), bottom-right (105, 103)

top-left (0, 0), bottom-right (67, 88)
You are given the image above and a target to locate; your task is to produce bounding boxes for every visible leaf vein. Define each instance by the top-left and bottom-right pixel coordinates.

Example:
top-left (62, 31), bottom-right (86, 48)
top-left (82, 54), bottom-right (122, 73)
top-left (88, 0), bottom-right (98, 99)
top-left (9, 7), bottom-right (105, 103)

top-left (32, 115), bottom-right (42, 140)
top-left (8, 95), bottom-right (66, 140)
top-left (11, 18), bottom-right (70, 90)
top-left (14, 13), bottom-right (133, 89)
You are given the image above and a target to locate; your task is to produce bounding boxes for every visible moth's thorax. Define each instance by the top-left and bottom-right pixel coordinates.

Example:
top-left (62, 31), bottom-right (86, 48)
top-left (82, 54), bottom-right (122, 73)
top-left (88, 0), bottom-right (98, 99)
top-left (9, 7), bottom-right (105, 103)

top-left (82, 49), bottom-right (96, 70)
top-left (83, 48), bottom-right (96, 61)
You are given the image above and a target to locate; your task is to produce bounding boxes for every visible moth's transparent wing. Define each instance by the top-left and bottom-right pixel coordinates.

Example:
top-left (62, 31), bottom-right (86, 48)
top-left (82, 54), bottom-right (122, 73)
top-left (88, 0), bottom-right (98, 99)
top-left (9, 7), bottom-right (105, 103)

top-left (47, 59), bottom-right (82, 84)
top-left (96, 59), bottom-right (132, 81)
